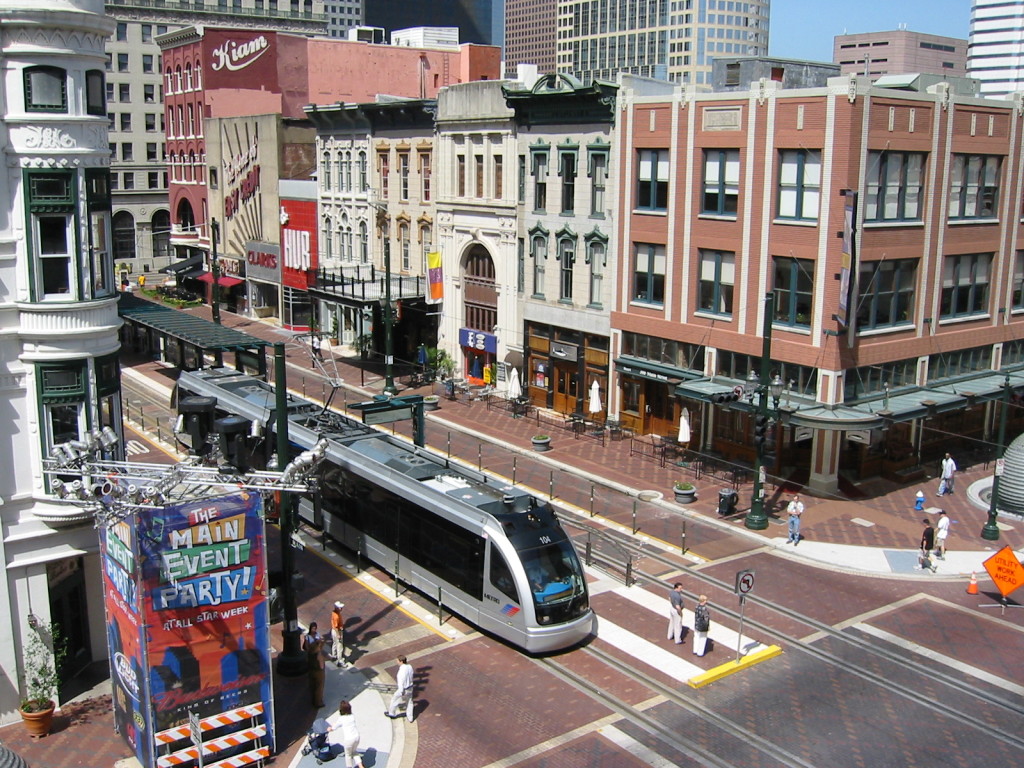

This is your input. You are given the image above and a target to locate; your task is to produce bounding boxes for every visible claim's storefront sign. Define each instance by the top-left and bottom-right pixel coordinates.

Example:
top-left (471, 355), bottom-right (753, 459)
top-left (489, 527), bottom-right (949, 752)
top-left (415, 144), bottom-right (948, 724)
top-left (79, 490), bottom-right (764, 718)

top-left (245, 242), bottom-right (281, 283)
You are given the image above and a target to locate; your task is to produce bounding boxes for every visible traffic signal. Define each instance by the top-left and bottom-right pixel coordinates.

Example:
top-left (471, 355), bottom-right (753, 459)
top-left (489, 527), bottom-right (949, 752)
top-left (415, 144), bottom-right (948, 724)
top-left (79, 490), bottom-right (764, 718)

top-left (712, 391), bottom-right (739, 404)
top-left (753, 414), bottom-right (770, 449)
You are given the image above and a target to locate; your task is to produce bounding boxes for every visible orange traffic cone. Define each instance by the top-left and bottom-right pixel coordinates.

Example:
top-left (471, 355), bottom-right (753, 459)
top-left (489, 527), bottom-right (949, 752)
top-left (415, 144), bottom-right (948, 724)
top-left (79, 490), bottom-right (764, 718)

top-left (967, 572), bottom-right (978, 595)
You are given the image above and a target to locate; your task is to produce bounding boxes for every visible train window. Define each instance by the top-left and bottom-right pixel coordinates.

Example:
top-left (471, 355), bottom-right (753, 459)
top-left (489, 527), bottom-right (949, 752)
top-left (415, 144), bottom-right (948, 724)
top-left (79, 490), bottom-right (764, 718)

top-left (400, 504), bottom-right (483, 599)
top-left (521, 539), bottom-right (585, 606)
top-left (489, 546), bottom-right (519, 603)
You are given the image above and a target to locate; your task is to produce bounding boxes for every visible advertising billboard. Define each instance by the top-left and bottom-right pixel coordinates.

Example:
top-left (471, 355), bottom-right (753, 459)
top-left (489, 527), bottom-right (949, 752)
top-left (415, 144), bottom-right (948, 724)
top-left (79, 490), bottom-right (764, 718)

top-left (101, 491), bottom-right (274, 768)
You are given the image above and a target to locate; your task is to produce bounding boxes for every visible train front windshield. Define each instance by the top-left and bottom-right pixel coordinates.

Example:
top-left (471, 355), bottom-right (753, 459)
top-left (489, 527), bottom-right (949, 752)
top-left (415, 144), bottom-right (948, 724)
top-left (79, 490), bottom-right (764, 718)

top-left (520, 539), bottom-right (588, 624)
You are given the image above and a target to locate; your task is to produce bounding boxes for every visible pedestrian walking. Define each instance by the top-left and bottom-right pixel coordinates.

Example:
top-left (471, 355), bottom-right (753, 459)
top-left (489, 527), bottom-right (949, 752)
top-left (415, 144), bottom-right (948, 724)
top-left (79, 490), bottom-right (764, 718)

top-left (935, 510), bottom-right (950, 560)
top-left (667, 583), bottom-right (685, 644)
top-left (938, 453), bottom-right (957, 495)
top-left (335, 700), bottom-right (364, 768)
top-left (307, 637), bottom-right (326, 708)
top-left (311, 334), bottom-right (323, 365)
top-left (386, 656), bottom-right (415, 722)
top-left (331, 601), bottom-right (345, 666)
top-left (786, 494), bottom-right (804, 545)
top-left (916, 518), bottom-right (937, 572)
top-left (692, 595), bottom-right (711, 656)
top-left (303, 621), bottom-right (322, 652)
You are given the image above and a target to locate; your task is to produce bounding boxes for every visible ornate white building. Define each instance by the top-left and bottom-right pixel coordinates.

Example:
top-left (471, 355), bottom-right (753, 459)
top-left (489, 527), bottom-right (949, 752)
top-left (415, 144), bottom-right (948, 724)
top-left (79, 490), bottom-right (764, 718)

top-left (0, 0), bottom-right (119, 722)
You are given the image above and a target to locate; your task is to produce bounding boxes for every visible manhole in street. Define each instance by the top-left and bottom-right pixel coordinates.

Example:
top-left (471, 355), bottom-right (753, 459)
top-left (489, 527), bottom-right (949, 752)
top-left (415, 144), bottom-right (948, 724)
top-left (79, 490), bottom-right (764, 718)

top-left (637, 490), bottom-right (663, 502)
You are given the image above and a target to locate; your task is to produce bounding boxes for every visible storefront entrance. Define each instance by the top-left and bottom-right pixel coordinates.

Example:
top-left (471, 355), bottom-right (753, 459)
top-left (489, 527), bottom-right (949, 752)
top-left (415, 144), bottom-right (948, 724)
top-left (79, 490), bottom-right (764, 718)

top-left (553, 362), bottom-right (579, 414)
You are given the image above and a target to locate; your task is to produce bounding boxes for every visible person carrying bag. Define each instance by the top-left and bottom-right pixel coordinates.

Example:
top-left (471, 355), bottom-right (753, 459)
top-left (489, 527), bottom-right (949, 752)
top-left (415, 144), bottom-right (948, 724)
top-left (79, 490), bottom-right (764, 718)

top-left (693, 595), bottom-right (711, 657)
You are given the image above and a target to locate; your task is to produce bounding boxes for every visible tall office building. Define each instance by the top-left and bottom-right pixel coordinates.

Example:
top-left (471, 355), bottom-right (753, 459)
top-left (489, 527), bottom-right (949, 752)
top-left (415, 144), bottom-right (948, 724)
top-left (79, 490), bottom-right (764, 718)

top-left (365, 0), bottom-right (503, 46)
top-left (556, 0), bottom-right (769, 85)
top-left (969, 0), bottom-right (1024, 97)
top-left (505, 0), bottom-right (557, 74)
top-left (326, 0), bottom-right (363, 38)
top-left (103, 1), bottom-right (327, 276)
top-left (834, 30), bottom-right (967, 79)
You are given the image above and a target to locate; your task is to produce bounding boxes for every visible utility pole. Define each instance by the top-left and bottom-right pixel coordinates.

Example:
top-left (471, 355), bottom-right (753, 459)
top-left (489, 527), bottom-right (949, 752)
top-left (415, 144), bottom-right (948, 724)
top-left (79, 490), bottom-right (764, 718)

top-left (211, 218), bottom-right (221, 325)
top-left (745, 292), bottom-right (777, 531)
top-left (374, 207), bottom-right (397, 395)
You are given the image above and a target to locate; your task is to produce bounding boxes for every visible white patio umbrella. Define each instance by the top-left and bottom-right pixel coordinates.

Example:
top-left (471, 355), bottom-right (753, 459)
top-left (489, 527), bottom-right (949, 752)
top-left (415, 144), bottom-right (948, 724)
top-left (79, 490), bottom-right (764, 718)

top-left (507, 366), bottom-right (522, 400)
top-left (588, 379), bottom-right (602, 414)
top-left (678, 407), bottom-right (692, 444)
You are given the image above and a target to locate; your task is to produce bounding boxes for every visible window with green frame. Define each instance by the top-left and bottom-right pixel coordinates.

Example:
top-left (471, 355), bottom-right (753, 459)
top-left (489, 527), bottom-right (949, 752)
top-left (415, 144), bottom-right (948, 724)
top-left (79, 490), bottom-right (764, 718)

top-left (843, 358), bottom-right (917, 401)
top-left (531, 144), bottom-right (550, 212)
top-left (772, 256), bottom-right (814, 327)
top-left (940, 253), bottom-right (990, 318)
top-left (856, 259), bottom-right (916, 329)
top-left (558, 144), bottom-right (577, 214)
top-left (587, 143), bottom-right (608, 216)
top-left (24, 66), bottom-right (67, 112)
top-left (86, 169), bottom-right (115, 298)
top-left (26, 169), bottom-right (77, 301)
top-left (37, 361), bottom-right (87, 458)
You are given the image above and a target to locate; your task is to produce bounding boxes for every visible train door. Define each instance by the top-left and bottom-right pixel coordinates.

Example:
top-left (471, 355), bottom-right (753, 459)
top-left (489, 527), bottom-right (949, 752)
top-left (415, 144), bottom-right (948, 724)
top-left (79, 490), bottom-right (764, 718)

top-left (479, 542), bottom-right (525, 640)
top-left (552, 362), bottom-right (579, 414)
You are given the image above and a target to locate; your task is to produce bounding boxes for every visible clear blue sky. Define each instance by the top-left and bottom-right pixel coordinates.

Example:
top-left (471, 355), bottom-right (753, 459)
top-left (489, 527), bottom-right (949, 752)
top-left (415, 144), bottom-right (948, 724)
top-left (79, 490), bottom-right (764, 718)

top-left (768, 0), bottom-right (973, 63)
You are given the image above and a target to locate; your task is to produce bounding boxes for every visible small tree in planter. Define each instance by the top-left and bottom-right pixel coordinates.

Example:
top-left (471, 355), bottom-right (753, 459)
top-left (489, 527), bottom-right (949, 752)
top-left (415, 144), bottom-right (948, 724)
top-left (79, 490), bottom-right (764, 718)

top-left (355, 333), bottom-right (374, 360)
top-left (19, 621), bottom-right (66, 737)
top-left (673, 480), bottom-right (697, 503)
top-left (532, 434), bottom-right (552, 452)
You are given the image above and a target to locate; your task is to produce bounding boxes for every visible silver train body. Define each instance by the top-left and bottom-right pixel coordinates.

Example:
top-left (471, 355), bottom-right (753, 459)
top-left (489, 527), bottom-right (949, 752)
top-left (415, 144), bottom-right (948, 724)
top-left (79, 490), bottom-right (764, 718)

top-left (174, 368), bottom-right (595, 654)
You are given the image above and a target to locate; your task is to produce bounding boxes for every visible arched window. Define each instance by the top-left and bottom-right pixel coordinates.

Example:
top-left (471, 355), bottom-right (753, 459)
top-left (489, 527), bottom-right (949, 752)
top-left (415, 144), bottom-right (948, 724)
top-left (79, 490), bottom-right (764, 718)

top-left (194, 62), bottom-right (202, 90)
top-left (185, 63), bottom-right (193, 91)
top-left (175, 66), bottom-right (182, 93)
top-left (558, 235), bottom-right (576, 301)
top-left (585, 235), bottom-right (607, 307)
top-left (399, 223), bottom-right (410, 271)
top-left (335, 152), bottom-right (344, 192)
top-left (419, 224), bottom-right (432, 271)
top-left (358, 151), bottom-right (367, 191)
top-left (322, 151), bottom-right (331, 191)
top-left (530, 230), bottom-right (547, 297)
top-left (112, 211), bottom-right (136, 260)
top-left (188, 151), bottom-right (196, 182)
top-left (187, 103), bottom-right (195, 136)
top-left (165, 68), bottom-right (174, 93)
top-left (322, 218), bottom-right (333, 263)
top-left (463, 247), bottom-right (497, 334)
top-left (358, 221), bottom-right (368, 263)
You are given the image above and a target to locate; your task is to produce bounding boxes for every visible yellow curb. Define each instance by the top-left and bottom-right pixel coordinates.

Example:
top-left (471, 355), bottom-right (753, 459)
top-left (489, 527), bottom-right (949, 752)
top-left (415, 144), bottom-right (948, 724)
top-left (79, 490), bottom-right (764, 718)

top-left (687, 644), bottom-right (783, 688)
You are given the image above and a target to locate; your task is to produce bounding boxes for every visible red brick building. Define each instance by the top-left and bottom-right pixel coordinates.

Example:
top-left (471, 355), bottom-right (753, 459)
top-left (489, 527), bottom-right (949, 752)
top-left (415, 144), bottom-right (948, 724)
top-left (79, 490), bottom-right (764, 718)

top-left (614, 76), bottom-right (1024, 494)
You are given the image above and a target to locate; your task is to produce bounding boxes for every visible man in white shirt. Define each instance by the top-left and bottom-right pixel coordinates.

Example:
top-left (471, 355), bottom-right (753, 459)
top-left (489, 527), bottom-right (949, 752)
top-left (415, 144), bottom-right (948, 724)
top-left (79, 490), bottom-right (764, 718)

top-left (935, 510), bottom-right (950, 560)
top-left (939, 453), bottom-right (957, 495)
top-left (786, 494), bottom-right (804, 545)
top-left (386, 656), bottom-right (415, 722)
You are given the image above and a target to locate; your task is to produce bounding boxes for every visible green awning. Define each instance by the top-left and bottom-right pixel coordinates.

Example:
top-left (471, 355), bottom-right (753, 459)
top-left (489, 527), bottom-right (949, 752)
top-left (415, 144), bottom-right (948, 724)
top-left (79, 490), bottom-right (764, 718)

top-left (118, 294), bottom-right (271, 352)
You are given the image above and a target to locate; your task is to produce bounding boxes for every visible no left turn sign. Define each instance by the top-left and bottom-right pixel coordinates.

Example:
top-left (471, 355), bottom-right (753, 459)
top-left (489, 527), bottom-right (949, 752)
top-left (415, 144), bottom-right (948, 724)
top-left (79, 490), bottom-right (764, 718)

top-left (735, 569), bottom-right (755, 595)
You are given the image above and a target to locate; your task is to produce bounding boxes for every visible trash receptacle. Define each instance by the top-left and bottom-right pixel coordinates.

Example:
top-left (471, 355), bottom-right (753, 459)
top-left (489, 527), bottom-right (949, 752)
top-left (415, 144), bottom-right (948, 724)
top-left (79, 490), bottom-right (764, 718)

top-left (718, 488), bottom-right (738, 516)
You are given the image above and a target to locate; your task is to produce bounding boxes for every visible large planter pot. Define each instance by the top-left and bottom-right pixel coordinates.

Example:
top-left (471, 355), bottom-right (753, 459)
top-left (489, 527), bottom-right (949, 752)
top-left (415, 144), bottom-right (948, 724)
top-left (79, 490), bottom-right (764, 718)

top-left (531, 436), bottom-right (552, 452)
top-left (674, 487), bottom-right (697, 504)
top-left (19, 701), bottom-right (55, 738)
top-left (423, 396), bottom-right (440, 412)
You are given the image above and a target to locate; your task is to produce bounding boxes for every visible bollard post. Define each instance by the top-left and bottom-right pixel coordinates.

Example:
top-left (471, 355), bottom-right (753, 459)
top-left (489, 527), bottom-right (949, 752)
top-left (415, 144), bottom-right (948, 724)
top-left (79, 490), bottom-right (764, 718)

top-left (512, 457), bottom-right (517, 485)
top-left (625, 558), bottom-right (634, 587)
top-left (590, 484), bottom-right (595, 517)
top-left (447, 432), bottom-right (451, 458)
top-left (549, 471), bottom-right (554, 500)
top-left (478, 444), bottom-right (482, 471)
top-left (157, 423), bottom-right (162, 444)
top-left (437, 587), bottom-right (443, 626)
top-left (632, 498), bottom-right (638, 534)
top-left (585, 539), bottom-right (592, 566)
top-left (394, 558), bottom-right (400, 596)
top-left (681, 520), bottom-right (687, 555)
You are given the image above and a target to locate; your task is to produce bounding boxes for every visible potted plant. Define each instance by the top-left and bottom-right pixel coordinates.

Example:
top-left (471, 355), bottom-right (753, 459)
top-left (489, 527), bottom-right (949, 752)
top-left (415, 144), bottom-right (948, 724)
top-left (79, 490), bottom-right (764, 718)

top-left (430, 348), bottom-right (455, 381)
top-left (19, 620), bottom-right (66, 738)
top-left (355, 333), bottom-right (373, 360)
top-left (422, 394), bottom-right (440, 411)
top-left (532, 434), bottom-right (552, 452)
top-left (329, 316), bottom-right (340, 346)
top-left (673, 480), bottom-right (697, 504)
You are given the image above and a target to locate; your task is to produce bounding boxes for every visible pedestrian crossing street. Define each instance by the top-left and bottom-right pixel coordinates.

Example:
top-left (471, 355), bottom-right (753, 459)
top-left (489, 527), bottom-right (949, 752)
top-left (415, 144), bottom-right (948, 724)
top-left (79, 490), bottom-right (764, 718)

top-left (585, 568), bottom-right (775, 684)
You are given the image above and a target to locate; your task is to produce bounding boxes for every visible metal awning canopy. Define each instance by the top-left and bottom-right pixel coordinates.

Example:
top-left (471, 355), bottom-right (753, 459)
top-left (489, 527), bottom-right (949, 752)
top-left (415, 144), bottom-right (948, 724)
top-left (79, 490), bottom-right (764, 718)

top-left (159, 254), bottom-right (204, 275)
top-left (118, 294), bottom-right (271, 354)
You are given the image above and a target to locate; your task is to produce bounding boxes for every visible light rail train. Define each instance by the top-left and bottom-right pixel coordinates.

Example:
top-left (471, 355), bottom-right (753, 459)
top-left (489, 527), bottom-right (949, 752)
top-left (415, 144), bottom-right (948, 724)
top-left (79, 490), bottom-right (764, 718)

top-left (173, 368), bottom-right (595, 654)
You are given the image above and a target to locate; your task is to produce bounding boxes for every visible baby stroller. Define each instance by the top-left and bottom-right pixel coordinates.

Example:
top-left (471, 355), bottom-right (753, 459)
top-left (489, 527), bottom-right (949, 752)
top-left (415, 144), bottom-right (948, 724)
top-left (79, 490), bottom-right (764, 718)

top-left (301, 718), bottom-right (335, 764)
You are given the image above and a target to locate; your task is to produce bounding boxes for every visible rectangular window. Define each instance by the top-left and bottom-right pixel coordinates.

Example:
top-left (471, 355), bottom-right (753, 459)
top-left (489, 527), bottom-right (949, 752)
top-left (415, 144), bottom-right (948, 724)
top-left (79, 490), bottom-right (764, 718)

top-left (559, 238), bottom-right (575, 300)
top-left (457, 154), bottom-right (466, 197)
top-left (121, 143), bottom-right (133, 161)
top-left (1013, 251), bottom-right (1024, 310)
top-left (941, 253), bottom-right (991, 318)
top-left (633, 243), bottom-right (666, 305)
top-left (777, 149), bottom-right (821, 220)
top-left (120, 113), bottom-right (131, 131)
top-left (588, 240), bottom-right (605, 307)
top-left (475, 154), bottom-right (484, 198)
top-left (948, 154), bottom-right (1001, 219)
top-left (106, 82), bottom-right (114, 102)
top-left (531, 234), bottom-right (547, 297)
top-left (419, 152), bottom-right (431, 201)
top-left (142, 24), bottom-right (153, 42)
top-left (144, 84), bottom-right (155, 103)
top-left (856, 259), bottom-right (917, 330)
top-left (377, 152), bottom-right (389, 196)
top-left (24, 66), bottom-right (67, 112)
top-left (117, 53), bottom-right (129, 72)
top-left (636, 149), bottom-right (669, 211)
top-left (399, 152), bottom-right (409, 201)
top-left (400, 224), bottom-right (410, 270)
top-left (119, 83), bottom-right (130, 102)
top-left (493, 155), bottom-right (503, 199)
top-left (142, 54), bottom-right (154, 74)
top-left (518, 154), bottom-right (526, 203)
top-left (559, 151), bottom-right (577, 214)
top-left (85, 169), bottom-right (113, 298)
top-left (116, 22), bottom-right (128, 41)
top-left (123, 172), bottom-right (135, 190)
top-left (148, 171), bottom-right (159, 188)
top-left (35, 215), bottom-right (74, 297)
top-left (145, 113), bottom-right (156, 131)
top-left (517, 238), bottom-right (525, 294)
top-left (532, 149), bottom-right (549, 212)
top-left (86, 70), bottom-right (105, 116)
top-left (865, 151), bottom-right (925, 221)
top-left (772, 256), bottom-right (814, 327)
top-left (146, 142), bottom-right (158, 161)
top-left (702, 149), bottom-right (739, 215)
top-left (698, 249), bottom-right (735, 316)
top-left (589, 151), bottom-right (607, 215)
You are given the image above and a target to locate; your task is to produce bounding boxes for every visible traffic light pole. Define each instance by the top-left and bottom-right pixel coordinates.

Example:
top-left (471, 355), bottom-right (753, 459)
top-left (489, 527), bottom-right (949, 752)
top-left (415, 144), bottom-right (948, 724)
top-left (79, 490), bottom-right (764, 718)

top-left (745, 293), bottom-right (775, 531)
top-left (981, 375), bottom-right (1010, 541)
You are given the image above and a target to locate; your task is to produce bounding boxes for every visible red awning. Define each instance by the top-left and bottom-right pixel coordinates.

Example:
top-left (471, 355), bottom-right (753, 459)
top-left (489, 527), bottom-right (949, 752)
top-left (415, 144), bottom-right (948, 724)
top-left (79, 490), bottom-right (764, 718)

top-left (196, 272), bottom-right (244, 288)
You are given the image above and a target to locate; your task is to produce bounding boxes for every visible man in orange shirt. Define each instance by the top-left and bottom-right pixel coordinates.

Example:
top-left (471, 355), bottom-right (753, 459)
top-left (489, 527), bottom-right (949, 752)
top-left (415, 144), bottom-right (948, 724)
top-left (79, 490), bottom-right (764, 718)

top-left (331, 602), bottom-right (345, 667)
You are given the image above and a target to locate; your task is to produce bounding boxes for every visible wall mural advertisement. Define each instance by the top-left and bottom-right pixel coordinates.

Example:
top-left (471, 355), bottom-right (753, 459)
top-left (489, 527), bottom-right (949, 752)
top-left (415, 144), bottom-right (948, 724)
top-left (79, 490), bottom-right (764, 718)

top-left (101, 491), bottom-right (274, 768)
top-left (203, 28), bottom-right (279, 92)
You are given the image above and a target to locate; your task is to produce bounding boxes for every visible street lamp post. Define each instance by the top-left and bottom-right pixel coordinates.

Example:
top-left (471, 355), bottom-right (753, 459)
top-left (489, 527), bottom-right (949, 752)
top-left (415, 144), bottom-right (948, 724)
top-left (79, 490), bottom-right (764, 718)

top-left (745, 292), bottom-right (783, 531)
top-left (981, 374), bottom-right (1010, 541)
top-left (210, 218), bottom-right (221, 326)
top-left (371, 206), bottom-right (397, 396)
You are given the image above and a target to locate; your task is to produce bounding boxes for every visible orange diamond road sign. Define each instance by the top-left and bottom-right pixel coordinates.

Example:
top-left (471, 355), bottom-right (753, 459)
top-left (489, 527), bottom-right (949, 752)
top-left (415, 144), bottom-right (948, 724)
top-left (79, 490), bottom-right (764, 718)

top-left (983, 546), bottom-right (1024, 598)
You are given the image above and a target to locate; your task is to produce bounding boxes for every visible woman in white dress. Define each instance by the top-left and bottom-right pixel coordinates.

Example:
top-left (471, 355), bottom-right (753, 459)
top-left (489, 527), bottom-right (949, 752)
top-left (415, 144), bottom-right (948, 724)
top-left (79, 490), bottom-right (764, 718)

top-left (335, 700), bottom-right (363, 768)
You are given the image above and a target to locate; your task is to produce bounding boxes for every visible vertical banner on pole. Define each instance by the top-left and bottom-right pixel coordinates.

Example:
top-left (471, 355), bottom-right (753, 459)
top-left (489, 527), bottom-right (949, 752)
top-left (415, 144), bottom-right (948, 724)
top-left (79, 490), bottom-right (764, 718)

top-left (835, 191), bottom-right (857, 329)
